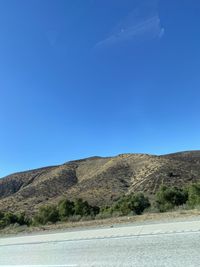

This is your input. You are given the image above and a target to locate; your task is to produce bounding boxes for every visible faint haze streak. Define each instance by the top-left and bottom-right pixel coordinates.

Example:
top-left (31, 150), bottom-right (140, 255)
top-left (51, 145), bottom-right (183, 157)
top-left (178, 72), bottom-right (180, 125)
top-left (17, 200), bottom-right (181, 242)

top-left (96, 16), bottom-right (163, 48)
top-left (95, 2), bottom-right (164, 49)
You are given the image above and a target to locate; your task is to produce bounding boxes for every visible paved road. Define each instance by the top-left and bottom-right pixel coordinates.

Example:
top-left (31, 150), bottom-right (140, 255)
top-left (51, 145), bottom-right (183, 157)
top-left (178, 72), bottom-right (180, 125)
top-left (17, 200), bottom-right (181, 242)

top-left (1, 219), bottom-right (200, 266)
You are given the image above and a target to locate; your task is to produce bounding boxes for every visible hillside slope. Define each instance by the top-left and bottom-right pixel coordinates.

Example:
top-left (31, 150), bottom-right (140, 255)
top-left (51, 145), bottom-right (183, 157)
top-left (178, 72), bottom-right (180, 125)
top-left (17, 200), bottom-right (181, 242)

top-left (0, 151), bottom-right (200, 214)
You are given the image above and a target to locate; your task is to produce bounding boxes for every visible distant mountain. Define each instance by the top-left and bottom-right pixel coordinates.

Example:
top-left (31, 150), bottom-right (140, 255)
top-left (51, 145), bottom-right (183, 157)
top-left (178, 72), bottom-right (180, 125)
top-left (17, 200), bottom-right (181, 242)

top-left (1, 151), bottom-right (200, 215)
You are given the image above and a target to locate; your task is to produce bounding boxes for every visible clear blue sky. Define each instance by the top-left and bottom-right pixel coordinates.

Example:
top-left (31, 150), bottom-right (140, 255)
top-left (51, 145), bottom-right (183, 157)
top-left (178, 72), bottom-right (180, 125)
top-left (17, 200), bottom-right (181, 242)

top-left (1, 0), bottom-right (200, 177)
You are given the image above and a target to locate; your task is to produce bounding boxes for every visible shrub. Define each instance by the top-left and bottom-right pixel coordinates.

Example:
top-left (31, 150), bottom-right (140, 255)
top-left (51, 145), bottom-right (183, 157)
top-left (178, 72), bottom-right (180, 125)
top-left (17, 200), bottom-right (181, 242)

top-left (187, 183), bottom-right (200, 207)
top-left (112, 198), bottom-right (130, 215)
top-left (156, 186), bottom-right (188, 212)
top-left (90, 205), bottom-right (100, 216)
top-left (0, 212), bottom-right (6, 229)
top-left (0, 211), bottom-right (4, 220)
top-left (74, 199), bottom-right (99, 216)
top-left (58, 199), bottom-right (75, 220)
top-left (100, 193), bottom-right (150, 216)
top-left (15, 212), bottom-right (31, 226)
top-left (97, 206), bottom-right (113, 218)
top-left (74, 199), bottom-right (90, 216)
top-left (3, 212), bottom-right (19, 225)
top-left (0, 211), bottom-right (30, 228)
top-left (33, 205), bottom-right (59, 225)
top-left (128, 193), bottom-right (151, 215)
top-left (33, 198), bottom-right (100, 225)
top-left (0, 220), bottom-right (6, 229)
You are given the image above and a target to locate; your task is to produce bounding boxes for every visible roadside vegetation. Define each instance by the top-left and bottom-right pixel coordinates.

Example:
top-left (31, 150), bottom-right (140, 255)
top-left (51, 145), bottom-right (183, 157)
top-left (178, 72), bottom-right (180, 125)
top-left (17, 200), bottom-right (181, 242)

top-left (32, 198), bottom-right (100, 225)
top-left (98, 193), bottom-right (150, 218)
top-left (0, 211), bottom-right (30, 229)
top-left (155, 185), bottom-right (188, 212)
top-left (1, 182), bottom-right (200, 229)
top-left (155, 183), bottom-right (200, 212)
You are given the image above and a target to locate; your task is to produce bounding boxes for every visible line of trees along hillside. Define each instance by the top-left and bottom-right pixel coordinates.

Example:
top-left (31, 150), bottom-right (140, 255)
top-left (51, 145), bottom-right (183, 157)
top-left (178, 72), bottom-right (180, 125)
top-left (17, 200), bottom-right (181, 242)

top-left (1, 183), bottom-right (200, 229)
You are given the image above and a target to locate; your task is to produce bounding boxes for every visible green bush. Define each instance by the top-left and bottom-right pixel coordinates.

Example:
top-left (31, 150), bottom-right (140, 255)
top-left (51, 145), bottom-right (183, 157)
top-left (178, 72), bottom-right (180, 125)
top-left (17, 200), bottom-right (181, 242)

top-left (187, 183), bottom-right (200, 207)
top-left (74, 199), bottom-right (99, 217)
top-left (98, 206), bottom-right (113, 218)
top-left (0, 212), bottom-right (6, 229)
top-left (15, 212), bottom-right (31, 226)
top-left (155, 186), bottom-right (188, 212)
top-left (58, 199), bottom-right (75, 220)
top-left (33, 198), bottom-right (100, 225)
top-left (74, 199), bottom-right (91, 216)
top-left (90, 205), bottom-right (100, 216)
top-left (3, 212), bottom-right (19, 225)
top-left (112, 198), bottom-right (130, 215)
top-left (100, 193), bottom-right (150, 216)
top-left (0, 211), bottom-right (30, 228)
top-left (33, 205), bottom-right (59, 225)
top-left (0, 220), bottom-right (6, 229)
top-left (128, 193), bottom-right (151, 215)
top-left (0, 211), bottom-right (4, 220)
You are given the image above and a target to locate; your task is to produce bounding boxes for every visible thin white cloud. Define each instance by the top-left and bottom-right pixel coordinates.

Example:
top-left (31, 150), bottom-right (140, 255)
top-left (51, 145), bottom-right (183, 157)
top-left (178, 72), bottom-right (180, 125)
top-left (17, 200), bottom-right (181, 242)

top-left (95, 1), bottom-right (164, 49)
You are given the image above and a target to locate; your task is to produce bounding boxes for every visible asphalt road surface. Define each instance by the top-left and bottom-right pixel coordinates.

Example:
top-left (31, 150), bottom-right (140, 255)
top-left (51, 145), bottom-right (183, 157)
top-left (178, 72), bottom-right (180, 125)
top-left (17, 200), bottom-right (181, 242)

top-left (1, 219), bottom-right (200, 266)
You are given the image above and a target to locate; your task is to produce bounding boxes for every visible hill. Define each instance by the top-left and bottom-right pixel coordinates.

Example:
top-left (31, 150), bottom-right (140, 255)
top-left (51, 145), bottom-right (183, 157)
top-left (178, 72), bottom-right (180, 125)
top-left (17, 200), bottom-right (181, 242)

top-left (0, 151), bottom-right (200, 215)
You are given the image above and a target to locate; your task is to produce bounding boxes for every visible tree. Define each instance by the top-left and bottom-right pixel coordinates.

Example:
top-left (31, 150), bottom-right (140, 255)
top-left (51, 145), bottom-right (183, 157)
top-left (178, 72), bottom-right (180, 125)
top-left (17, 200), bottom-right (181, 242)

top-left (156, 185), bottom-right (188, 212)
